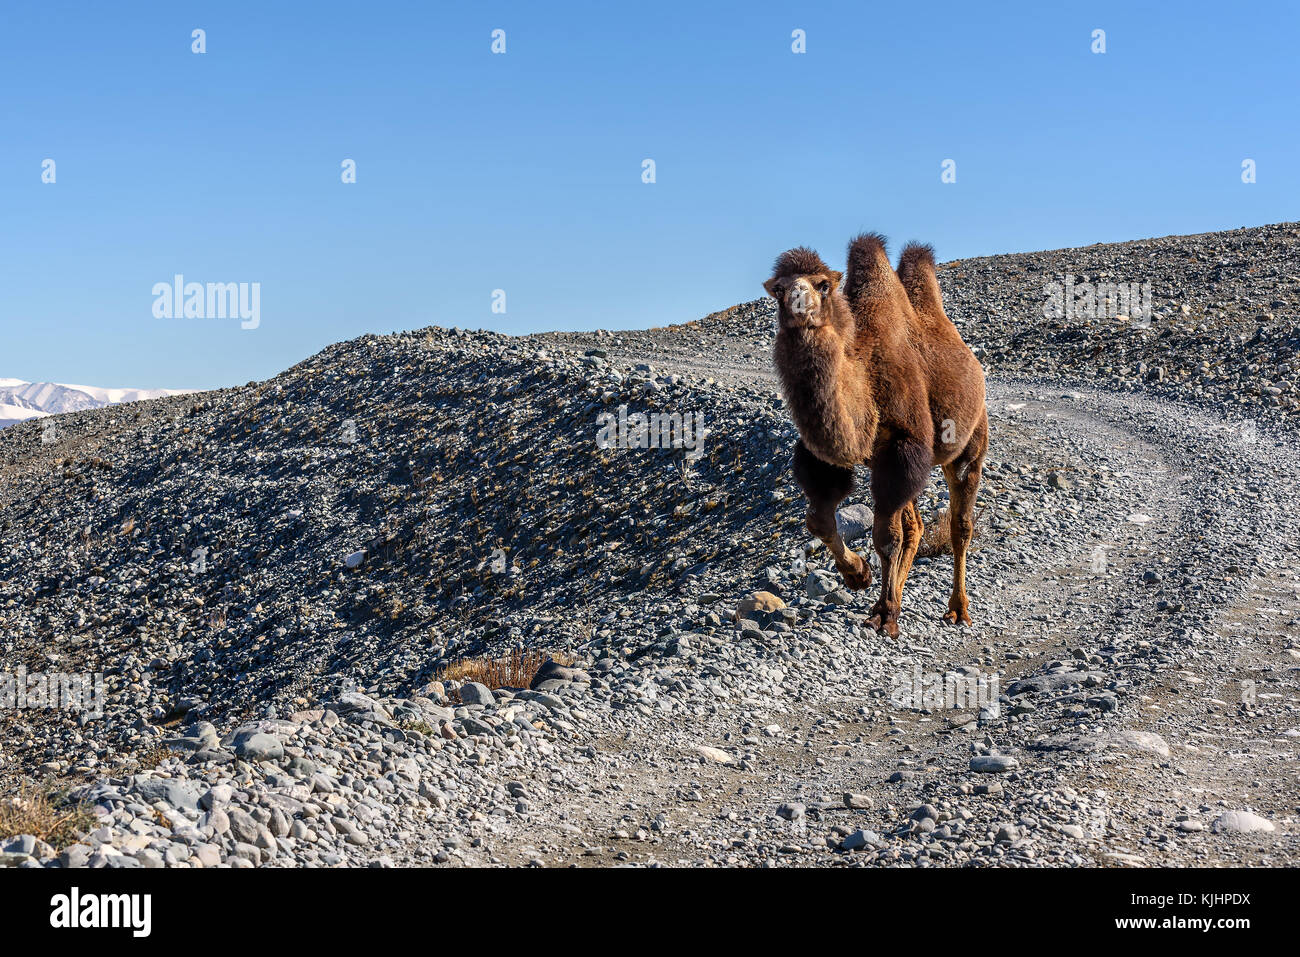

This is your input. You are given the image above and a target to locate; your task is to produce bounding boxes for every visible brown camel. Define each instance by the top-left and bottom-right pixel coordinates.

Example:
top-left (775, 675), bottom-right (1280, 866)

top-left (765, 234), bottom-right (988, 636)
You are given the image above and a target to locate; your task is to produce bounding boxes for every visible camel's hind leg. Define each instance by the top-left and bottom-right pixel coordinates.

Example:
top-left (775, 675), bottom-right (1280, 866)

top-left (793, 440), bottom-right (871, 590)
top-left (941, 415), bottom-right (987, 626)
top-left (897, 500), bottom-right (924, 590)
top-left (867, 439), bottom-right (931, 637)
top-left (869, 500), bottom-right (925, 633)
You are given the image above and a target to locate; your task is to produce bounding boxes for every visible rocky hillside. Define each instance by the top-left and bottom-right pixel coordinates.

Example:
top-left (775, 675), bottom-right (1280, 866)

top-left (0, 331), bottom-right (801, 740)
top-left (1, 222), bottom-right (1297, 869)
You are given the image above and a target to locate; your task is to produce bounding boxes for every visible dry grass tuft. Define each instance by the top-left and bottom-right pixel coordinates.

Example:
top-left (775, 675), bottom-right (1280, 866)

top-left (916, 508), bottom-right (953, 557)
top-left (398, 719), bottom-right (436, 737)
top-left (915, 506), bottom-right (987, 558)
top-left (134, 744), bottom-right (183, 770)
top-left (0, 787), bottom-right (96, 852)
top-left (436, 649), bottom-right (575, 692)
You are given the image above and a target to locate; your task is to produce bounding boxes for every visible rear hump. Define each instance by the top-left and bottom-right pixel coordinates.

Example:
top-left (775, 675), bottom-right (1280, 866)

top-left (897, 242), bottom-right (945, 319)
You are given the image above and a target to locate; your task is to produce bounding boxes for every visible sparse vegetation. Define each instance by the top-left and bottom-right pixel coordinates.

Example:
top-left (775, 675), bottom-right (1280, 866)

top-left (436, 648), bottom-right (574, 691)
top-left (0, 786), bottom-right (96, 852)
top-left (134, 743), bottom-right (183, 770)
top-left (398, 719), bottom-right (436, 737)
top-left (916, 506), bottom-right (987, 558)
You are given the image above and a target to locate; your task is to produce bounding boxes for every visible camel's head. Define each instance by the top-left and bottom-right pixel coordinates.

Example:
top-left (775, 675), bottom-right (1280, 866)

top-left (764, 247), bottom-right (844, 331)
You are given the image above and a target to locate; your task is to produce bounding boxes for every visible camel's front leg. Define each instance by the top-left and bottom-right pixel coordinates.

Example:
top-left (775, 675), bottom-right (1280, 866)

top-left (806, 501), bottom-right (871, 590)
top-left (793, 441), bottom-right (871, 590)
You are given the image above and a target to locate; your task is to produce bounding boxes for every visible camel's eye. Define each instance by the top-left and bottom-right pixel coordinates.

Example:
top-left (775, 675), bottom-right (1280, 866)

top-left (817, 280), bottom-right (831, 295)
top-left (770, 281), bottom-right (785, 297)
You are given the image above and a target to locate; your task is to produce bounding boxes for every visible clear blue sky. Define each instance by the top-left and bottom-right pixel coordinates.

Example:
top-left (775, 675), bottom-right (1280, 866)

top-left (2, 1), bottom-right (1296, 390)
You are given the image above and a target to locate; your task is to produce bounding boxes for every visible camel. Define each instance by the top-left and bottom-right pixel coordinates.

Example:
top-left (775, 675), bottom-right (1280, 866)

top-left (765, 234), bottom-right (988, 637)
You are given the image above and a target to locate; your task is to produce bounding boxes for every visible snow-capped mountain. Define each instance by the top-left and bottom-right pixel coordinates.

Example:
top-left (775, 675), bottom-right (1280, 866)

top-left (0, 378), bottom-right (191, 429)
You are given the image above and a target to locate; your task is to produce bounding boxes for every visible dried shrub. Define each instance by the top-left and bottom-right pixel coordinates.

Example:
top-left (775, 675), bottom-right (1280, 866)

top-left (915, 506), bottom-right (986, 558)
top-left (0, 787), bottom-right (96, 852)
top-left (436, 649), bottom-right (575, 692)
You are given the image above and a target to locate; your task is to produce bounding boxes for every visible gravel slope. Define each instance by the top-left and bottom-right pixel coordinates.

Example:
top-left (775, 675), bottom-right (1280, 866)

top-left (1, 222), bottom-right (1298, 868)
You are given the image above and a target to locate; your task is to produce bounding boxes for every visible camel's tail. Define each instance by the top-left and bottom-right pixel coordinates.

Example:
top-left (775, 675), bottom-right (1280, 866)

top-left (843, 232), bottom-right (896, 306)
top-left (896, 242), bottom-right (946, 319)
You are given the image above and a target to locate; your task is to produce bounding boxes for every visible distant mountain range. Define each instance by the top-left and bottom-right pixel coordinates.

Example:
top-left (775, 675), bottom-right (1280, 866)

top-left (0, 378), bottom-right (191, 429)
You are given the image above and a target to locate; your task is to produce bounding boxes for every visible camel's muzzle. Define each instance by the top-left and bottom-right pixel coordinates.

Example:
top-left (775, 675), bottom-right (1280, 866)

top-left (782, 278), bottom-right (823, 328)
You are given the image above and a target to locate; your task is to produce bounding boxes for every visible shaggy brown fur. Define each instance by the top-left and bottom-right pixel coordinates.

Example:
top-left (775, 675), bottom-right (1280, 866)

top-left (766, 235), bottom-right (988, 636)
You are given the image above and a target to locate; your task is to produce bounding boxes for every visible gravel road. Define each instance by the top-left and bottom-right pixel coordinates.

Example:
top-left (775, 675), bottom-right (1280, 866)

top-left (445, 325), bottom-right (1299, 867)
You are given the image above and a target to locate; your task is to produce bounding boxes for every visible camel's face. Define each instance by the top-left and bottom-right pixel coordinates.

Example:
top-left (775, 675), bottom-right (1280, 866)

top-left (765, 273), bottom-right (840, 329)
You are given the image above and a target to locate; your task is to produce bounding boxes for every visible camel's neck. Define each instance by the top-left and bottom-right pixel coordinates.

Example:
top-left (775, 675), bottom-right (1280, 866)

top-left (775, 323), bottom-right (876, 467)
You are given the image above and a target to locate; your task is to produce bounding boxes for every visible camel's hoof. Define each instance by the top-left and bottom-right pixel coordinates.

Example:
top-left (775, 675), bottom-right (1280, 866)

top-left (867, 613), bottom-right (900, 638)
top-left (841, 566), bottom-right (872, 591)
top-left (941, 610), bottom-right (973, 627)
top-left (837, 554), bottom-right (871, 590)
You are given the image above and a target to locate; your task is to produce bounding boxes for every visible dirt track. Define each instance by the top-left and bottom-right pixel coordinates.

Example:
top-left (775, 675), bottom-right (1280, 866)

top-left (442, 325), bottom-right (1300, 867)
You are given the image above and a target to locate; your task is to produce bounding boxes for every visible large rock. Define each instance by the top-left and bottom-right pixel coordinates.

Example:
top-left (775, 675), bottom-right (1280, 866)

top-left (696, 746), bottom-right (734, 764)
top-left (335, 691), bottom-right (385, 714)
top-left (459, 682), bottom-right (496, 707)
top-left (59, 844), bottom-right (93, 869)
top-left (226, 808), bottom-right (262, 845)
top-left (1112, 730), bottom-right (1170, 758)
top-left (835, 503), bottom-right (873, 543)
top-left (514, 689), bottom-right (565, 710)
top-left (1, 835), bottom-right (37, 855)
top-left (200, 807), bottom-right (230, 836)
top-left (804, 572), bottom-right (838, 599)
top-left (776, 803), bottom-right (805, 821)
top-left (231, 731), bottom-right (284, 762)
top-left (970, 754), bottom-right (1019, 773)
top-left (1007, 670), bottom-right (1103, 696)
top-left (841, 829), bottom-right (882, 851)
top-left (460, 716), bottom-right (496, 736)
top-left (530, 660), bottom-right (591, 690)
top-left (732, 591), bottom-right (786, 624)
top-left (1214, 810), bottom-right (1275, 834)
top-left (133, 778), bottom-right (203, 811)
top-left (160, 720), bottom-right (220, 754)
top-left (200, 784), bottom-right (235, 810)
top-left (285, 756), bottom-right (318, 780)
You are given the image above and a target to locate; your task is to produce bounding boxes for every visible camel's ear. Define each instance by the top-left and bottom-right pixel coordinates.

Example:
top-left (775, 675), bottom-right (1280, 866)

top-left (763, 277), bottom-right (783, 298)
top-left (829, 270), bottom-right (843, 289)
